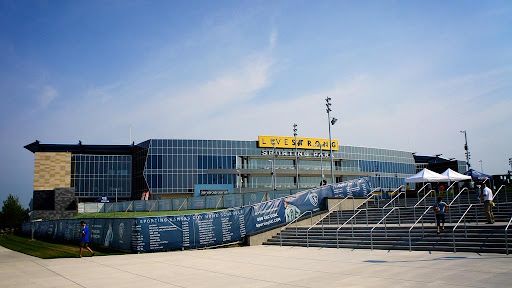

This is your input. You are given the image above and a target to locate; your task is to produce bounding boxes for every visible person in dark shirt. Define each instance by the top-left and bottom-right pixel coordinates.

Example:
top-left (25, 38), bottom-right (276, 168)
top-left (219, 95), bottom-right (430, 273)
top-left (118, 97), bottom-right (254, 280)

top-left (433, 197), bottom-right (449, 234)
top-left (79, 221), bottom-right (95, 257)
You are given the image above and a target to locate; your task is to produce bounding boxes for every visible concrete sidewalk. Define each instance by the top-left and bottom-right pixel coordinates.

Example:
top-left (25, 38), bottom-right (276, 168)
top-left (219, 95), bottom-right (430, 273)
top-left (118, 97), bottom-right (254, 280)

top-left (0, 245), bottom-right (511, 287)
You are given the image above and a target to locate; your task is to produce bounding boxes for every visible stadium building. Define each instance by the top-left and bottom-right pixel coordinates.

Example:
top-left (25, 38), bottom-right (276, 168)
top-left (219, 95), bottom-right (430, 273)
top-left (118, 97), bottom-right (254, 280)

top-left (25, 135), bottom-right (450, 207)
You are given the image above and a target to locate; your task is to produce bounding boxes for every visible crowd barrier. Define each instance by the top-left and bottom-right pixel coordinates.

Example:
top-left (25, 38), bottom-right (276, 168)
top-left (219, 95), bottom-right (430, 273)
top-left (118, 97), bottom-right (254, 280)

top-left (24, 178), bottom-right (372, 253)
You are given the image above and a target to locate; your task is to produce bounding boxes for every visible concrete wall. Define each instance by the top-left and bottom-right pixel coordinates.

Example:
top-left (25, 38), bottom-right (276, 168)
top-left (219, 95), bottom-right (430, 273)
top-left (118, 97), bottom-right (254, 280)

top-left (33, 152), bottom-right (71, 190)
top-left (327, 198), bottom-right (367, 211)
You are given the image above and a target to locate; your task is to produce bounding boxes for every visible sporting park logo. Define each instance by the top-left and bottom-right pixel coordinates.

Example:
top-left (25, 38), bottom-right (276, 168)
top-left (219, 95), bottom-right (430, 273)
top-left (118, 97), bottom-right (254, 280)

top-left (308, 192), bottom-right (319, 206)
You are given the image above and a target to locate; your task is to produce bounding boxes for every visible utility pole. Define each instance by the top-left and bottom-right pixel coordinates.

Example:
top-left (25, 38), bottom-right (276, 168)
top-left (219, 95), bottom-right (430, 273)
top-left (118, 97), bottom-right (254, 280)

top-left (326, 97), bottom-right (337, 184)
top-left (293, 123), bottom-right (299, 189)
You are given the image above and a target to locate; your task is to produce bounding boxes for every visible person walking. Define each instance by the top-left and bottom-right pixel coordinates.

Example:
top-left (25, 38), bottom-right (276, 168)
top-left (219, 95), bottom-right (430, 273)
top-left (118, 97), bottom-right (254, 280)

top-left (433, 196), bottom-right (448, 234)
top-left (480, 182), bottom-right (495, 224)
top-left (79, 221), bottom-right (95, 257)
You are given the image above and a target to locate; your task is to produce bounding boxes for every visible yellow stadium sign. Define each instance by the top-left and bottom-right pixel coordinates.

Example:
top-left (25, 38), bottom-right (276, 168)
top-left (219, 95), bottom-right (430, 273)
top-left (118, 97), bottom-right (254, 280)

top-left (258, 135), bottom-right (339, 151)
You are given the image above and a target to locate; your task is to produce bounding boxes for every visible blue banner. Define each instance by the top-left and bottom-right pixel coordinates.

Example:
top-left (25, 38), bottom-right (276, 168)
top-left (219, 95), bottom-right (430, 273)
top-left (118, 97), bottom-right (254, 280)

top-left (23, 178), bottom-right (371, 253)
top-left (332, 178), bottom-right (371, 198)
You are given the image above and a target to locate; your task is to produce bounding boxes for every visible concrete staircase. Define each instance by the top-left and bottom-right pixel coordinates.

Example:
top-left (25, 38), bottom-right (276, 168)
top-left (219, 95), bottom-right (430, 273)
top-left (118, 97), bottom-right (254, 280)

top-left (264, 187), bottom-right (512, 254)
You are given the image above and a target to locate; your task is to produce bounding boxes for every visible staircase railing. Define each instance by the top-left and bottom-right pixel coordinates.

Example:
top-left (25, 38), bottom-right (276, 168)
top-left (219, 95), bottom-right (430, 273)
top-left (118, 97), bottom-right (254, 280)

top-left (452, 203), bottom-right (482, 253)
top-left (413, 189), bottom-right (435, 221)
top-left (305, 195), bottom-right (351, 247)
top-left (370, 207), bottom-right (401, 250)
top-left (358, 188), bottom-right (382, 226)
top-left (416, 183), bottom-right (431, 200)
top-left (493, 185), bottom-right (506, 212)
top-left (448, 187), bottom-right (469, 223)
top-left (279, 210), bottom-right (313, 246)
top-left (443, 181), bottom-right (459, 204)
top-left (408, 206), bottom-right (433, 251)
top-left (381, 185), bottom-right (405, 218)
top-left (505, 216), bottom-right (512, 255)
top-left (336, 209), bottom-right (366, 248)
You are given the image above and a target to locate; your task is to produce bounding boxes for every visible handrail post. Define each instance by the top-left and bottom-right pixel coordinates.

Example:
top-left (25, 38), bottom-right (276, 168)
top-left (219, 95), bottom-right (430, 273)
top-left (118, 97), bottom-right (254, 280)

top-left (506, 228), bottom-right (509, 255)
top-left (398, 208), bottom-right (401, 227)
top-left (370, 229), bottom-right (373, 250)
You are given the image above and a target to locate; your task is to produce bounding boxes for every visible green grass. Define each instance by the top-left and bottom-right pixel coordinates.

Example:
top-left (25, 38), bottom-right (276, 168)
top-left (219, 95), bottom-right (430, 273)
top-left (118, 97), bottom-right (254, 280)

top-left (74, 208), bottom-right (220, 219)
top-left (0, 234), bottom-right (125, 259)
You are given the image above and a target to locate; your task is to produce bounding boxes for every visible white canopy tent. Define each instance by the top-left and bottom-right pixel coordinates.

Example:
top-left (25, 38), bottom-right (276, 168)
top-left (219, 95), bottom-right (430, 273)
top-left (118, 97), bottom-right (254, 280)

top-left (405, 168), bottom-right (449, 183)
top-left (441, 169), bottom-right (472, 181)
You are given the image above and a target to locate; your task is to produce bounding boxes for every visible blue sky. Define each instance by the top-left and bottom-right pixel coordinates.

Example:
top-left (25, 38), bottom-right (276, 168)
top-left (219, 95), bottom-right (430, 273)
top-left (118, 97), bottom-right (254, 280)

top-left (1, 1), bottom-right (511, 207)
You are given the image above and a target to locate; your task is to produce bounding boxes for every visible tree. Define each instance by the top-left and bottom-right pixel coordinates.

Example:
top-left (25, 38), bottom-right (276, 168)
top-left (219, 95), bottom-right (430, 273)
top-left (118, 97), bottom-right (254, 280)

top-left (0, 194), bottom-right (29, 230)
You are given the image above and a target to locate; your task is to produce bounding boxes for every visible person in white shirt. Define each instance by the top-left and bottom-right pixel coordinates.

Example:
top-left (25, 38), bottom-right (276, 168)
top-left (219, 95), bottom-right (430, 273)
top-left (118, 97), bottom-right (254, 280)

top-left (480, 182), bottom-right (495, 224)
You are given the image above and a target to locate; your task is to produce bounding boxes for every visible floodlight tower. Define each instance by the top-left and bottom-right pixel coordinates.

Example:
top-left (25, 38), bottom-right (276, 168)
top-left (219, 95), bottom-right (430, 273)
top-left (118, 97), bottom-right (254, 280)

top-left (326, 97), bottom-right (337, 184)
top-left (460, 130), bottom-right (471, 170)
top-left (293, 123), bottom-right (299, 189)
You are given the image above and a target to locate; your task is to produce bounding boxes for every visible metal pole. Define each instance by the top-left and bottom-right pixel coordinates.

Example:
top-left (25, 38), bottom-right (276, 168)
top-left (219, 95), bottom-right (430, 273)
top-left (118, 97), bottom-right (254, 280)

top-left (319, 143), bottom-right (324, 183)
top-left (326, 97), bottom-right (335, 184)
top-left (460, 130), bottom-right (471, 169)
top-left (293, 123), bottom-right (299, 189)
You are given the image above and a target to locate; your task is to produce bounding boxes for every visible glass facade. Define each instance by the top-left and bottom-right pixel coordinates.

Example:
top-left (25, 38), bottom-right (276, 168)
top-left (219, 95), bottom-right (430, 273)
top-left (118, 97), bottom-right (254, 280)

top-left (141, 139), bottom-right (416, 198)
top-left (71, 155), bottom-right (132, 199)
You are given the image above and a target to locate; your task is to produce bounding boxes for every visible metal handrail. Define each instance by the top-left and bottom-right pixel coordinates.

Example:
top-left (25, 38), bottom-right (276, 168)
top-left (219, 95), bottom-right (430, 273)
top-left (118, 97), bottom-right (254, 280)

top-left (413, 189), bottom-right (435, 220)
top-left (336, 209), bottom-right (365, 248)
top-left (416, 183), bottom-right (431, 199)
top-left (448, 187), bottom-right (469, 223)
top-left (382, 185), bottom-right (405, 210)
top-left (493, 185), bottom-right (506, 212)
top-left (314, 195), bottom-right (351, 231)
top-left (358, 188), bottom-right (382, 225)
top-left (279, 210), bottom-right (313, 246)
top-left (505, 216), bottom-right (512, 255)
top-left (370, 207), bottom-right (401, 250)
top-left (452, 203), bottom-right (482, 252)
top-left (443, 181), bottom-right (459, 203)
top-left (408, 206), bottom-right (433, 251)
top-left (306, 196), bottom-right (351, 247)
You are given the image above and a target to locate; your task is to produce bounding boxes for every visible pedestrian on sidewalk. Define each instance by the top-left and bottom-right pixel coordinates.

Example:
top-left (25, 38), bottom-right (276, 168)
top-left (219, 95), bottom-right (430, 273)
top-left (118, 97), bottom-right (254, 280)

top-left (79, 221), bottom-right (95, 257)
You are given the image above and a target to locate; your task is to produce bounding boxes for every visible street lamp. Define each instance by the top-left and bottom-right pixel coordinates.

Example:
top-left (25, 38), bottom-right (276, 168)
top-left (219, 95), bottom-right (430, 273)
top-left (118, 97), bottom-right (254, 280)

top-left (293, 123), bottom-right (299, 189)
top-left (316, 142), bottom-right (324, 182)
top-left (326, 97), bottom-right (337, 184)
top-left (509, 157), bottom-right (512, 172)
top-left (460, 130), bottom-right (471, 170)
top-left (270, 139), bottom-right (277, 190)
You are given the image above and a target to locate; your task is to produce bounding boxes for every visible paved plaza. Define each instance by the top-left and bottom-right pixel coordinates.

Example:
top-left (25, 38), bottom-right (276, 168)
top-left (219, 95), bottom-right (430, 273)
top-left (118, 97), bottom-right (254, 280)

top-left (0, 245), bottom-right (511, 287)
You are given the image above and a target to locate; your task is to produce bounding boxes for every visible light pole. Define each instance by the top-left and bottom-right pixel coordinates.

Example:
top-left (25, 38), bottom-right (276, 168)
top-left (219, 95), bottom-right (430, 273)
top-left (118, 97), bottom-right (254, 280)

top-left (293, 123), bottom-right (299, 189)
top-left (508, 157), bottom-right (512, 172)
top-left (460, 130), bottom-right (471, 170)
top-left (326, 97), bottom-right (337, 184)
top-left (479, 160), bottom-right (483, 172)
top-left (316, 141), bottom-right (324, 184)
top-left (270, 139), bottom-right (276, 190)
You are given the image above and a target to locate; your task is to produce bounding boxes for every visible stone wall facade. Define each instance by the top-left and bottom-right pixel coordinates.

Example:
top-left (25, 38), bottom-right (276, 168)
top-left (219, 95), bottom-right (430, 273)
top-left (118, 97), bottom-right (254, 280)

top-left (34, 152), bottom-right (71, 190)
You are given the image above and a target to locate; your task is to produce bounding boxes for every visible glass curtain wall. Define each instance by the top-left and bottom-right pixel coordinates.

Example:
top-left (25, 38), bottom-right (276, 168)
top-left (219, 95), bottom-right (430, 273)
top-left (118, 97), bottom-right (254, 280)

top-left (71, 155), bottom-right (132, 199)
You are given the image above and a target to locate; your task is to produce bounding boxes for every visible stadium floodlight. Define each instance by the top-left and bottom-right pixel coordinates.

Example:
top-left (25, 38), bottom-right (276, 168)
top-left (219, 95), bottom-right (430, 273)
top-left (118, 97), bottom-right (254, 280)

top-left (325, 97), bottom-right (336, 184)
